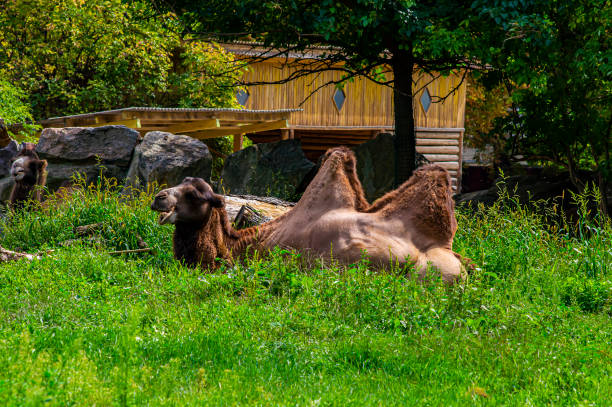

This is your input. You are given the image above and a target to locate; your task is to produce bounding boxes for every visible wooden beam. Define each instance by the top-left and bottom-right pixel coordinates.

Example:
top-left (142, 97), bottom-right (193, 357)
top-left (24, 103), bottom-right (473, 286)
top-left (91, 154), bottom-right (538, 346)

top-left (422, 154), bottom-right (460, 162)
top-left (414, 132), bottom-right (462, 139)
top-left (213, 111), bottom-right (290, 122)
top-left (233, 134), bottom-right (243, 152)
top-left (416, 146), bottom-right (460, 154)
top-left (166, 119), bottom-right (220, 134)
top-left (416, 138), bottom-right (460, 146)
top-left (193, 119), bottom-right (289, 138)
top-left (188, 128), bottom-right (243, 139)
top-left (234, 119), bottom-right (290, 135)
top-left (90, 118), bottom-right (141, 128)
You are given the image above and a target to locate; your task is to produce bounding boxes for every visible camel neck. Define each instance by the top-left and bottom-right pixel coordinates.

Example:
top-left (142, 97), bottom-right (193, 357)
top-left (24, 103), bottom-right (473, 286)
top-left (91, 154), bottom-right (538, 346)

top-left (9, 180), bottom-right (36, 207)
top-left (211, 207), bottom-right (266, 256)
top-left (172, 208), bottom-right (267, 269)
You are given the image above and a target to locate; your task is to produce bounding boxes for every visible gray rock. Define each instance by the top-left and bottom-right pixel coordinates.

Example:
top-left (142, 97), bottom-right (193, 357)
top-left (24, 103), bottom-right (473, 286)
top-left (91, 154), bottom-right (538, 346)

top-left (45, 162), bottom-right (127, 191)
top-left (125, 131), bottom-right (213, 188)
top-left (35, 126), bottom-right (139, 190)
top-left (353, 133), bottom-right (429, 201)
top-left (0, 141), bottom-right (21, 202)
top-left (0, 176), bottom-right (15, 202)
top-left (0, 140), bottom-right (20, 178)
top-left (37, 126), bottom-right (139, 165)
top-left (353, 133), bottom-right (396, 202)
top-left (221, 140), bottom-right (315, 200)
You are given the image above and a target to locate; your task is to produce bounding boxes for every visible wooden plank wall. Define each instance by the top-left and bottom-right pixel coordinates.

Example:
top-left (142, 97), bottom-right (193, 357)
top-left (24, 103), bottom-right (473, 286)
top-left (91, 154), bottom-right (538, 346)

top-left (241, 59), bottom-right (467, 191)
top-left (249, 128), bottom-right (463, 192)
top-left (416, 129), bottom-right (462, 191)
top-left (241, 60), bottom-right (466, 129)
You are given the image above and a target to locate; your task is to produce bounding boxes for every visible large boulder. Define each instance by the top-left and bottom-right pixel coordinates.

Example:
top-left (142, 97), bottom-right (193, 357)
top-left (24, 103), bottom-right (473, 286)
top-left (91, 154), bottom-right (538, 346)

top-left (353, 133), bottom-right (395, 202)
top-left (125, 131), bottom-right (213, 188)
top-left (353, 133), bottom-right (429, 202)
top-left (0, 140), bottom-right (20, 179)
top-left (220, 140), bottom-right (316, 200)
top-left (36, 126), bottom-right (139, 190)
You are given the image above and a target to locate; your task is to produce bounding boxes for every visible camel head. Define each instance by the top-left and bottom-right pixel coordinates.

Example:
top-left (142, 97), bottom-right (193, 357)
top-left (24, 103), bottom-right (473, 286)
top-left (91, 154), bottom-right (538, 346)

top-left (151, 177), bottom-right (224, 225)
top-left (10, 147), bottom-right (47, 183)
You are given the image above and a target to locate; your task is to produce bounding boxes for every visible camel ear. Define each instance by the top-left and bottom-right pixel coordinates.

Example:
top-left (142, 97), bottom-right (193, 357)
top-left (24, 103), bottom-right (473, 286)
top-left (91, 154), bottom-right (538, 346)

top-left (186, 187), bottom-right (224, 208)
top-left (206, 192), bottom-right (224, 208)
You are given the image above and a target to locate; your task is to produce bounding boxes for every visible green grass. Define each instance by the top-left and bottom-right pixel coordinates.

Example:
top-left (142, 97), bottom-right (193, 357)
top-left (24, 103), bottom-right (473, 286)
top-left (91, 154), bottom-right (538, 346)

top-left (0, 180), bottom-right (610, 406)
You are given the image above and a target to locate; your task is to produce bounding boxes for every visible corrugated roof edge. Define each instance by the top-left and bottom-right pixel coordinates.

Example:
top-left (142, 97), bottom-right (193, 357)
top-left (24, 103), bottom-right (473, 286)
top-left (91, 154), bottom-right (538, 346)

top-left (44, 107), bottom-right (303, 121)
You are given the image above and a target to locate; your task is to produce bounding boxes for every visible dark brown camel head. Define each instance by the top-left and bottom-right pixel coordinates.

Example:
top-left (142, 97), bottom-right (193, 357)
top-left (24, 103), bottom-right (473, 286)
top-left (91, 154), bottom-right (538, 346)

top-left (10, 147), bottom-right (47, 184)
top-left (151, 177), bottom-right (224, 225)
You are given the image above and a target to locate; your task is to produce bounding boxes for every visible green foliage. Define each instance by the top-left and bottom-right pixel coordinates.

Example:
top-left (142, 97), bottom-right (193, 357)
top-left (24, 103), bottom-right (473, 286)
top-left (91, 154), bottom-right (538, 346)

top-left (0, 78), bottom-right (40, 139)
top-left (0, 179), bottom-right (610, 404)
top-left (154, 0), bottom-right (484, 181)
top-left (1, 176), bottom-right (174, 268)
top-left (560, 277), bottom-right (611, 313)
top-left (472, 0), bottom-right (611, 193)
top-left (464, 75), bottom-right (514, 162)
top-left (0, 0), bottom-right (242, 120)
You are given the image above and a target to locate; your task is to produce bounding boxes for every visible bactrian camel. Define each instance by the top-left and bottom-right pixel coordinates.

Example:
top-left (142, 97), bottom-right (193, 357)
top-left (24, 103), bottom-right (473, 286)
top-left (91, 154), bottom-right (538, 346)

top-left (9, 143), bottom-right (48, 209)
top-left (151, 147), bottom-right (467, 282)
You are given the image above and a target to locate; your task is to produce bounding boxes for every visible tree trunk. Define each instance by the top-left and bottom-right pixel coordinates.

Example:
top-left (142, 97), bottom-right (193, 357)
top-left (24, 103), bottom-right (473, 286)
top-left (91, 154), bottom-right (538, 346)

top-left (391, 45), bottom-right (416, 186)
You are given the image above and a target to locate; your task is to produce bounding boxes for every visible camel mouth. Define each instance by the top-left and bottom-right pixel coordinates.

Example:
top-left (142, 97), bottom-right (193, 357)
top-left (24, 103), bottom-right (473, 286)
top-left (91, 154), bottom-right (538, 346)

top-left (12, 170), bottom-right (25, 181)
top-left (157, 209), bottom-right (176, 225)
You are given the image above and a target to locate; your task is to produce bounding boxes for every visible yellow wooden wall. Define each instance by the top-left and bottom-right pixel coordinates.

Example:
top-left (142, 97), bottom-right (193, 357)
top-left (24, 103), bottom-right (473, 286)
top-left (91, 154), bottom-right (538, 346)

top-left (241, 60), bottom-right (466, 129)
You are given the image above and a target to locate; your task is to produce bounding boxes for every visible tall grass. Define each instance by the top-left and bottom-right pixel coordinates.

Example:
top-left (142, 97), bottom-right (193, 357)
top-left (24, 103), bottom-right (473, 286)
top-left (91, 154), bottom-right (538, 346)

top-left (0, 179), bottom-right (609, 405)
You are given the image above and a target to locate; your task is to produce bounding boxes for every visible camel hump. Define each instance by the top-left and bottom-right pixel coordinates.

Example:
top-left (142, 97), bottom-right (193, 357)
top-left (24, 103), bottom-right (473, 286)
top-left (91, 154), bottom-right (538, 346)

top-left (293, 147), bottom-right (368, 214)
top-left (369, 164), bottom-right (457, 247)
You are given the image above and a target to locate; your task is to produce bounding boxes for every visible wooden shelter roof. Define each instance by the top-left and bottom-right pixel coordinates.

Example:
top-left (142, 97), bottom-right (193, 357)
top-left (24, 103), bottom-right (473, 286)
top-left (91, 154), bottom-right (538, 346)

top-left (40, 107), bottom-right (301, 140)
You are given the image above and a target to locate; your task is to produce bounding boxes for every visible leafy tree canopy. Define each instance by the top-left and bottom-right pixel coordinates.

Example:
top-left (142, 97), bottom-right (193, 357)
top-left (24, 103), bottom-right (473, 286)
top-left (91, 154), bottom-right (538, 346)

top-left (0, 0), bottom-right (243, 121)
top-left (472, 0), bottom-right (611, 208)
top-left (156, 0), bottom-right (482, 182)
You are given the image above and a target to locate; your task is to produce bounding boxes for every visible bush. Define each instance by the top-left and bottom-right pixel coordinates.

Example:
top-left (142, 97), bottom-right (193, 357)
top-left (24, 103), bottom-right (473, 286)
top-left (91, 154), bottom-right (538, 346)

top-left (0, 0), bottom-right (242, 120)
top-left (0, 78), bottom-right (39, 140)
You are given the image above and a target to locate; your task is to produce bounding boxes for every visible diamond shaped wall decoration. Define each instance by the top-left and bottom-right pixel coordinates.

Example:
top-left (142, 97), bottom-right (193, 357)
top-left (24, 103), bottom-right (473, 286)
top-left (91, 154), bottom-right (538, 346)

top-left (420, 88), bottom-right (432, 113)
top-left (333, 88), bottom-right (346, 111)
top-left (236, 89), bottom-right (250, 106)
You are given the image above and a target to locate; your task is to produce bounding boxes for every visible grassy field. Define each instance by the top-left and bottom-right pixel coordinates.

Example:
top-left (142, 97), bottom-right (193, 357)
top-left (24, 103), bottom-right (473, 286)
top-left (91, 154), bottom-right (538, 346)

top-left (0, 180), bottom-right (610, 406)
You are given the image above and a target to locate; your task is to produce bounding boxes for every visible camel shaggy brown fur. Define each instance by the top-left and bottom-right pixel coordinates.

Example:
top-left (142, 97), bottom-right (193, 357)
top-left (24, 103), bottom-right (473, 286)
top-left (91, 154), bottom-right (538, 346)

top-left (9, 144), bottom-right (48, 209)
top-left (151, 147), bottom-right (467, 282)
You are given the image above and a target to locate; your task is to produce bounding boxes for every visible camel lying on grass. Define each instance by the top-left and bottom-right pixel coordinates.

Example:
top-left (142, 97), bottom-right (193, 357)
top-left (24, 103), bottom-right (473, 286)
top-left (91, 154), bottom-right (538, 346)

top-left (151, 147), bottom-right (467, 282)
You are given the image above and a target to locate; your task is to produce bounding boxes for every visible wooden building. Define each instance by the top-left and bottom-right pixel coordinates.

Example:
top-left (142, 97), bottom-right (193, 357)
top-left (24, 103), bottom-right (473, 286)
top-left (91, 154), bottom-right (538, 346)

top-left (224, 43), bottom-right (467, 190)
top-left (39, 44), bottom-right (467, 191)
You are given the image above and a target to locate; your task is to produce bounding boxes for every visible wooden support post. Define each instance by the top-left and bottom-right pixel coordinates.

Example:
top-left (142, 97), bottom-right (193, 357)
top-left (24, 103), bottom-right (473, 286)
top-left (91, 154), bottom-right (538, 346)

top-left (233, 134), bottom-right (244, 152)
top-left (281, 129), bottom-right (289, 140)
top-left (289, 129), bottom-right (295, 140)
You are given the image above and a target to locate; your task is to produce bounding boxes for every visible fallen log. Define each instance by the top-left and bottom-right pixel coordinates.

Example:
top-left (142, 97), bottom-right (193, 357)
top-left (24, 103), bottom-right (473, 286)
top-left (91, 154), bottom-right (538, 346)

top-left (0, 245), bottom-right (40, 261)
top-left (223, 194), bottom-right (294, 229)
